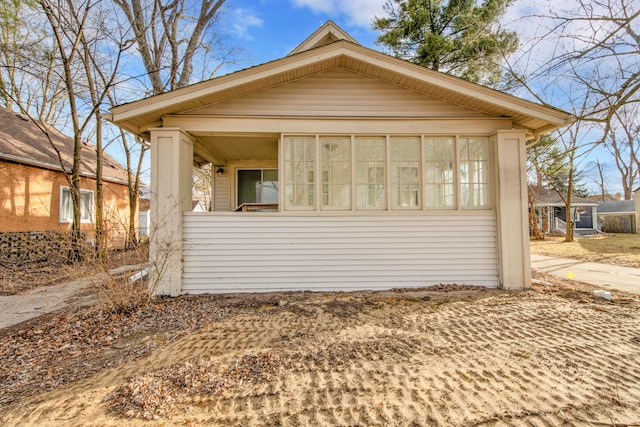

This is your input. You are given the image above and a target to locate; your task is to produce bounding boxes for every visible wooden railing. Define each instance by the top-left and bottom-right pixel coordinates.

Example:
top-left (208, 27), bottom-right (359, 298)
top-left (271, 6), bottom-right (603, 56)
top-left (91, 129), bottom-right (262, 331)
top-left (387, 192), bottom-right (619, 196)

top-left (234, 203), bottom-right (279, 212)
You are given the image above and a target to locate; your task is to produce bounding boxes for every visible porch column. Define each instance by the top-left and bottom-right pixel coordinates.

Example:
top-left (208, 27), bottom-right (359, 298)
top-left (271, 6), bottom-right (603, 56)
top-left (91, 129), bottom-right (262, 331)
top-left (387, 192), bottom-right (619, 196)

top-left (149, 128), bottom-right (194, 296)
top-left (493, 130), bottom-right (531, 290)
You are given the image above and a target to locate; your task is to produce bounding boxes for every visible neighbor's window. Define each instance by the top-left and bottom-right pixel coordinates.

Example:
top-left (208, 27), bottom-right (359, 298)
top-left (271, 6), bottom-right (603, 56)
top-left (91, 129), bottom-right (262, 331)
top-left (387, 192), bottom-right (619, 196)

top-left (321, 136), bottom-right (351, 210)
top-left (355, 137), bottom-right (386, 209)
top-left (459, 137), bottom-right (490, 208)
top-left (390, 137), bottom-right (420, 209)
top-left (60, 187), bottom-right (94, 223)
top-left (424, 137), bottom-right (455, 208)
top-left (284, 136), bottom-right (315, 209)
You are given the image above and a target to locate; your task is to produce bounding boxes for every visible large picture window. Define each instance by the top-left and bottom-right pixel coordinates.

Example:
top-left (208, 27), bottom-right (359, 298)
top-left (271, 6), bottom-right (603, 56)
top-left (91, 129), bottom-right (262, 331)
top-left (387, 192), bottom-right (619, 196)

top-left (283, 135), bottom-right (490, 211)
top-left (60, 187), bottom-right (94, 223)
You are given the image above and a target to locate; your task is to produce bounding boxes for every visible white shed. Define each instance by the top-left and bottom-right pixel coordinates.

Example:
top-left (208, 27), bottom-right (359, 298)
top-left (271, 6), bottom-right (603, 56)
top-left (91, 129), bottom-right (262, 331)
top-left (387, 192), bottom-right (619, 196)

top-left (109, 21), bottom-right (573, 295)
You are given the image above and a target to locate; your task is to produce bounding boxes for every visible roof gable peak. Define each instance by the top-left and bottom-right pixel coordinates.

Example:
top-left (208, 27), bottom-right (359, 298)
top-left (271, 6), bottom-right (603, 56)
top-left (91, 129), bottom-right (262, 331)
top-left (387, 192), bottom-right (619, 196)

top-left (288, 20), bottom-right (359, 55)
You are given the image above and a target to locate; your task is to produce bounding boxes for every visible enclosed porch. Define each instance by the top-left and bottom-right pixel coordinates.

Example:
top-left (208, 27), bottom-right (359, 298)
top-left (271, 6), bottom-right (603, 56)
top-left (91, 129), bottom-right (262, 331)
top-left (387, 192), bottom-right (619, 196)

top-left (148, 127), bottom-right (529, 295)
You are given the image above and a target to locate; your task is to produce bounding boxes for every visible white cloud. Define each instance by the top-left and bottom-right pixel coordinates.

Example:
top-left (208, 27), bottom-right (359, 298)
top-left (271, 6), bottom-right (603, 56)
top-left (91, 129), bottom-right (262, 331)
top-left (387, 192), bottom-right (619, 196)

top-left (227, 8), bottom-right (264, 40)
top-left (291, 0), bottom-right (387, 28)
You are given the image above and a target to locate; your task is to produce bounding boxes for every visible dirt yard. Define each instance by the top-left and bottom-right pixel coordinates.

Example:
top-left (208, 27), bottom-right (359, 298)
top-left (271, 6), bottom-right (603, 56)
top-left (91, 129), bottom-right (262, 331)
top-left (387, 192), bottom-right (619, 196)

top-left (2, 277), bottom-right (640, 426)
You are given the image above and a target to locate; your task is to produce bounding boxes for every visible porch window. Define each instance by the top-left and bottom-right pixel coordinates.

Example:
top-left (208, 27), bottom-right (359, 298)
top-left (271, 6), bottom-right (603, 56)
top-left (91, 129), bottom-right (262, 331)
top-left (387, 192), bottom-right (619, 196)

top-left (284, 136), bottom-right (315, 209)
top-left (460, 137), bottom-right (489, 208)
top-left (355, 137), bottom-right (386, 209)
top-left (321, 136), bottom-right (351, 210)
top-left (237, 169), bottom-right (278, 206)
top-left (424, 137), bottom-right (455, 208)
top-left (60, 186), bottom-right (94, 223)
top-left (282, 134), bottom-right (491, 211)
top-left (390, 137), bottom-right (420, 209)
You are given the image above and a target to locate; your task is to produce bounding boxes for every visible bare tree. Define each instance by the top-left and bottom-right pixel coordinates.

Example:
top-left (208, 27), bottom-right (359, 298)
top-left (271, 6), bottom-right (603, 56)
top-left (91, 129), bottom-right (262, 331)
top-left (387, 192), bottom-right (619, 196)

top-left (505, 0), bottom-right (639, 127)
top-left (527, 134), bottom-right (569, 240)
top-left (193, 163), bottom-right (213, 211)
top-left (503, 0), bottom-right (638, 216)
top-left (588, 158), bottom-right (610, 202)
top-left (112, 0), bottom-right (227, 95)
top-left (604, 105), bottom-right (640, 199)
top-left (0, 0), bottom-right (66, 123)
top-left (39, 0), bottom-right (129, 258)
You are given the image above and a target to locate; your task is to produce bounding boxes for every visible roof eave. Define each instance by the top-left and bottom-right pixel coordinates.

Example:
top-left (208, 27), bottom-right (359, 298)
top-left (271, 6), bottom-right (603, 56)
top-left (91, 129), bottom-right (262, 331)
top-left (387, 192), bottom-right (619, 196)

top-left (111, 42), bottom-right (572, 136)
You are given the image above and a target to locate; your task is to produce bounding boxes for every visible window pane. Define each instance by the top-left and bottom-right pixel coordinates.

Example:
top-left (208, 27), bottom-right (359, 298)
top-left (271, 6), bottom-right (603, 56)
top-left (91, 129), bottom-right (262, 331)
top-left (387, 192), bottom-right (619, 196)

top-left (424, 137), bottom-right (455, 208)
top-left (460, 137), bottom-right (489, 207)
top-left (237, 169), bottom-right (278, 206)
top-left (390, 137), bottom-right (420, 209)
top-left (355, 137), bottom-right (385, 209)
top-left (284, 136), bottom-right (315, 209)
top-left (321, 137), bottom-right (351, 209)
top-left (80, 191), bottom-right (93, 222)
top-left (60, 188), bottom-right (72, 222)
top-left (261, 169), bottom-right (279, 204)
top-left (237, 170), bottom-right (262, 205)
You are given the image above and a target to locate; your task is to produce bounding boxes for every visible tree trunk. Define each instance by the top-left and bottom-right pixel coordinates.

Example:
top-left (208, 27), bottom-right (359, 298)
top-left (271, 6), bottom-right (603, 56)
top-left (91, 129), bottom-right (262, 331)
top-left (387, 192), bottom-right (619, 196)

top-left (95, 112), bottom-right (104, 260)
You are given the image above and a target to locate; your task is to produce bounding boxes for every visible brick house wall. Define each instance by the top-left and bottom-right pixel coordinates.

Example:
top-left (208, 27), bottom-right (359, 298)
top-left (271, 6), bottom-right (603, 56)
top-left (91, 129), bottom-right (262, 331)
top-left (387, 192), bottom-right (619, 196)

top-left (0, 160), bottom-right (132, 248)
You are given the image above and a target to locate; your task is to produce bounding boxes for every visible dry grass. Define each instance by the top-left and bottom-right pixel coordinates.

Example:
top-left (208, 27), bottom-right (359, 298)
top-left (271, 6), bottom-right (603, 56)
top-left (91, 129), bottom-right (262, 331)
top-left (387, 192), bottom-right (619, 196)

top-left (530, 233), bottom-right (640, 268)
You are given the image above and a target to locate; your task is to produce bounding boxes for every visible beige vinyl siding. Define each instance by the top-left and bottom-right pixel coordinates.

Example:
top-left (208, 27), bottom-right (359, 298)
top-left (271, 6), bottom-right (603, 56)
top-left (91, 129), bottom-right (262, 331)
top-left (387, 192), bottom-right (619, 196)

top-left (182, 213), bottom-right (498, 293)
top-left (187, 68), bottom-right (488, 118)
top-left (213, 173), bottom-right (230, 212)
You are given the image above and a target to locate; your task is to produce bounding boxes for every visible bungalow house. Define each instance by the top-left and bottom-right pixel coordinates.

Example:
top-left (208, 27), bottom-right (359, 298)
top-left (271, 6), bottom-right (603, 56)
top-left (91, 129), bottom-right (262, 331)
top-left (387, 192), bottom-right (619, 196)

top-left (597, 199), bottom-right (637, 233)
top-left (0, 107), bottom-right (133, 256)
top-left (109, 21), bottom-right (573, 296)
top-left (532, 187), bottom-right (598, 236)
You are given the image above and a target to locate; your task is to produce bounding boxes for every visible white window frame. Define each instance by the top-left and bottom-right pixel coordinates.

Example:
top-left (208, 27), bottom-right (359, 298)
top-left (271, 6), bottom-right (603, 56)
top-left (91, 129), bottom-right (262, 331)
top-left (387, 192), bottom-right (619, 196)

top-left (59, 186), bottom-right (94, 224)
top-left (281, 134), bottom-right (492, 212)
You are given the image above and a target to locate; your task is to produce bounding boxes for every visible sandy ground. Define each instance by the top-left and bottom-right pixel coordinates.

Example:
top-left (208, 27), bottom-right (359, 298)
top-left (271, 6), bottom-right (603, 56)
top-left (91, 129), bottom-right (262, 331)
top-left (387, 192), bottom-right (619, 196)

top-left (2, 281), bottom-right (640, 426)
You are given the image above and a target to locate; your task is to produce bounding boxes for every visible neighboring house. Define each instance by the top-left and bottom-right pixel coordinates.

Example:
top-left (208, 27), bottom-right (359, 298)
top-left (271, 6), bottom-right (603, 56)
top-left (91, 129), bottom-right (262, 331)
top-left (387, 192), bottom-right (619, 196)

top-left (636, 188), bottom-right (640, 233)
top-left (532, 187), bottom-right (599, 236)
top-left (109, 21), bottom-right (573, 296)
top-left (138, 188), bottom-right (151, 238)
top-left (597, 200), bottom-right (637, 233)
top-left (0, 106), bottom-right (132, 249)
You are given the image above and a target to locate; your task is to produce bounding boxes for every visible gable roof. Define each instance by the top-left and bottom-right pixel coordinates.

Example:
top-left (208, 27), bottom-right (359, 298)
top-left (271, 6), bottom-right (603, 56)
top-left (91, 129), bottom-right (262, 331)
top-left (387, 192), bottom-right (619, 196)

top-left (0, 107), bottom-right (129, 184)
top-left (288, 20), bottom-right (359, 55)
top-left (109, 21), bottom-right (573, 140)
top-left (597, 200), bottom-right (636, 214)
top-left (532, 186), bottom-right (597, 207)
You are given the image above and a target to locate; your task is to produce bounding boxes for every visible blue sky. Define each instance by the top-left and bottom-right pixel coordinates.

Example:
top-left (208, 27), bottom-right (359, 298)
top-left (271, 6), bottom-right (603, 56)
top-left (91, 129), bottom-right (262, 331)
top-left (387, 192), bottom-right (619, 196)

top-left (221, 0), bottom-right (386, 69)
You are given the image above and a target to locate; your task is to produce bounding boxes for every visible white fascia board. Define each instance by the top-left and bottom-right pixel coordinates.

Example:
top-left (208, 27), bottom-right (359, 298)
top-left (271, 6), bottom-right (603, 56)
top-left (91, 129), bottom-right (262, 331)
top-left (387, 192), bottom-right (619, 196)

top-left (111, 43), bottom-right (572, 131)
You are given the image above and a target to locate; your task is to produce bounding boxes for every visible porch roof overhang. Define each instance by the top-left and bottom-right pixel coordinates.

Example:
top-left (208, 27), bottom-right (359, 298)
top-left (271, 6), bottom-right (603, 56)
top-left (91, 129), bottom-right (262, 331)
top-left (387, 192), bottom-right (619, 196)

top-left (109, 41), bottom-right (574, 144)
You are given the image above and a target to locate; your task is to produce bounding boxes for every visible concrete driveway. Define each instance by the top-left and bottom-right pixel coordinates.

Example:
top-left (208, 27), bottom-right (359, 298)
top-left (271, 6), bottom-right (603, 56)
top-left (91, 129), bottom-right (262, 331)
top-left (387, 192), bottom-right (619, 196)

top-left (0, 264), bottom-right (147, 330)
top-left (531, 254), bottom-right (640, 294)
top-left (0, 277), bottom-right (97, 329)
